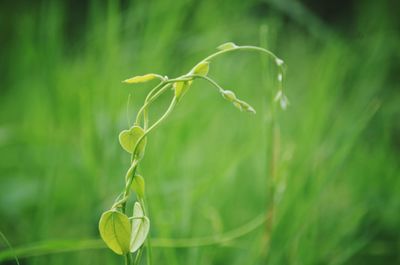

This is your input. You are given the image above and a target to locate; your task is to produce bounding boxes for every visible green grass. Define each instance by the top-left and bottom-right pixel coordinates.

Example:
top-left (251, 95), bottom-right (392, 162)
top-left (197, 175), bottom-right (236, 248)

top-left (0, 0), bottom-right (399, 264)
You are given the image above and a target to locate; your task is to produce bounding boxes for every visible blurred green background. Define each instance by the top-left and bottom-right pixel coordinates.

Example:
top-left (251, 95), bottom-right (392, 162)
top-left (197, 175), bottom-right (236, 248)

top-left (0, 0), bottom-right (399, 264)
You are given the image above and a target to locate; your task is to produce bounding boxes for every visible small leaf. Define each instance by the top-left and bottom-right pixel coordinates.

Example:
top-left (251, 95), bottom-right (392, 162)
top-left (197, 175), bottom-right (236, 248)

top-left (174, 80), bottom-right (192, 101)
top-left (131, 174), bottom-right (145, 198)
top-left (130, 202), bottom-right (150, 253)
top-left (280, 95), bottom-right (289, 110)
top-left (221, 90), bottom-right (237, 102)
top-left (232, 99), bottom-right (256, 114)
top-left (119, 126), bottom-right (147, 158)
top-left (275, 58), bottom-right (284, 66)
top-left (232, 101), bottom-right (243, 111)
top-left (217, 42), bottom-right (238, 51)
top-left (238, 100), bottom-right (256, 114)
top-left (99, 210), bottom-right (131, 255)
top-left (123, 74), bottom-right (163, 84)
top-left (191, 61), bottom-right (210, 76)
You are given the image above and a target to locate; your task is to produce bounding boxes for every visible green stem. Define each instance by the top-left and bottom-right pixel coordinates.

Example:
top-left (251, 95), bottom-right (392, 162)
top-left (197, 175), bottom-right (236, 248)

top-left (133, 248), bottom-right (143, 265)
top-left (136, 77), bottom-right (192, 128)
top-left (119, 160), bottom-right (139, 212)
top-left (187, 74), bottom-right (224, 93)
top-left (139, 198), bottom-right (152, 265)
top-left (132, 97), bottom-right (177, 158)
top-left (197, 45), bottom-right (280, 68)
top-left (135, 82), bottom-right (170, 126)
top-left (125, 253), bottom-right (132, 265)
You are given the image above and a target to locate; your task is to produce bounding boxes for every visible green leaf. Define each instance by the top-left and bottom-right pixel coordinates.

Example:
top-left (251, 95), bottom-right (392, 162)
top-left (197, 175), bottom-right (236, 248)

top-left (119, 126), bottom-right (147, 158)
top-left (221, 90), bottom-right (237, 102)
top-left (232, 99), bottom-right (256, 114)
top-left (191, 61), bottom-right (210, 76)
top-left (99, 210), bottom-right (131, 255)
top-left (123, 74), bottom-right (163, 84)
top-left (238, 100), bottom-right (256, 114)
top-left (130, 202), bottom-right (150, 253)
top-left (217, 42), bottom-right (238, 51)
top-left (173, 80), bottom-right (192, 101)
top-left (131, 174), bottom-right (145, 198)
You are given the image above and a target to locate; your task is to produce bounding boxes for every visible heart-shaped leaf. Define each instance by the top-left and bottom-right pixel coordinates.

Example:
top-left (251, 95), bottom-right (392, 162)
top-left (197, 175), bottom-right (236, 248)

top-left (174, 80), bottom-right (192, 101)
top-left (190, 61), bottom-right (209, 76)
top-left (131, 174), bottom-right (145, 198)
top-left (99, 210), bottom-right (131, 255)
top-left (123, 74), bottom-right (163, 84)
top-left (119, 126), bottom-right (147, 158)
top-left (130, 202), bottom-right (150, 253)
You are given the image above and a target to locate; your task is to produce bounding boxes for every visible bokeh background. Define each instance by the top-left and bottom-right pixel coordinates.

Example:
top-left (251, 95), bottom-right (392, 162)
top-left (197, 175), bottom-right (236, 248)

top-left (0, 0), bottom-right (399, 264)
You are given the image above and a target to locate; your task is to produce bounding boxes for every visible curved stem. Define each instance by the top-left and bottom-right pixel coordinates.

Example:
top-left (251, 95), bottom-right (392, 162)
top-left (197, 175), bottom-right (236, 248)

top-left (135, 82), bottom-right (169, 126)
top-left (138, 198), bottom-right (152, 265)
top-left (136, 77), bottom-right (194, 128)
top-left (187, 74), bottom-right (224, 92)
top-left (142, 82), bottom-right (165, 129)
top-left (118, 160), bottom-right (139, 212)
top-left (132, 96), bottom-right (177, 158)
top-left (203, 45), bottom-right (279, 63)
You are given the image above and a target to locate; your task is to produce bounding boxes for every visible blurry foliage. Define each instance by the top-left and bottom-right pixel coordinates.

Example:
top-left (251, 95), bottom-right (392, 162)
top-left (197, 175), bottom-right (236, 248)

top-left (0, 0), bottom-right (399, 265)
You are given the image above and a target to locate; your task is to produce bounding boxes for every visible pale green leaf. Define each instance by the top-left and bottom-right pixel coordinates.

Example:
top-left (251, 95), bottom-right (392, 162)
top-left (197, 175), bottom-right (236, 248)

top-left (131, 174), bottom-right (145, 198)
top-left (232, 99), bottom-right (256, 114)
top-left (130, 202), bottom-right (150, 253)
top-left (119, 126), bottom-right (146, 158)
top-left (99, 210), bottom-right (131, 255)
top-left (123, 74), bottom-right (163, 84)
top-left (275, 58), bottom-right (284, 66)
top-left (238, 100), bottom-right (256, 114)
top-left (217, 42), bottom-right (238, 51)
top-left (191, 61), bottom-right (209, 76)
top-left (173, 80), bottom-right (192, 101)
top-left (221, 90), bottom-right (237, 102)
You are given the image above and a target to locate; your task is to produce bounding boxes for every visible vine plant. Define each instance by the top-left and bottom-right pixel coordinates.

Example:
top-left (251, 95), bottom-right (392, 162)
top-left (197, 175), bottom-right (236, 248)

top-left (98, 42), bottom-right (287, 265)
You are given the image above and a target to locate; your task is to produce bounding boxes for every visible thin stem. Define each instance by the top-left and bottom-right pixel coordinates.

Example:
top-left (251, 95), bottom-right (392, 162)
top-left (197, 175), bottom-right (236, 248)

top-left (152, 213), bottom-right (267, 248)
top-left (125, 253), bottom-right (132, 265)
top-left (139, 198), bottom-right (152, 265)
top-left (132, 97), bottom-right (177, 158)
top-left (187, 74), bottom-right (224, 92)
top-left (119, 160), bottom-right (139, 212)
top-left (143, 84), bottom-right (163, 129)
top-left (133, 248), bottom-right (143, 265)
top-left (137, 77), bottom-right (193, 128)
top-left (145, 238), bottom-right (153, 265)
top-left (135, 82), bottom-right (169, 126)
top-left (127, 97), bottom-right (178, 265)
top-left (0, 231), bottom-right (20, 265)
top-left (145, 97), bottom-right (177, 135)
top-left (198, 45), bottom-right (280, 67)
